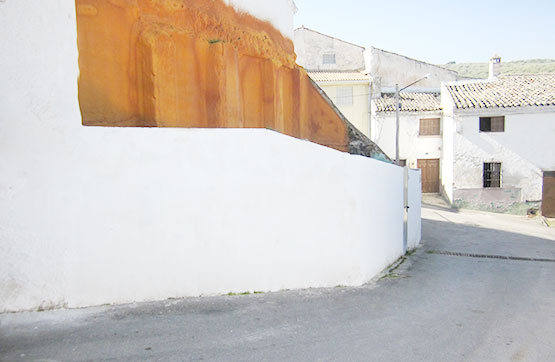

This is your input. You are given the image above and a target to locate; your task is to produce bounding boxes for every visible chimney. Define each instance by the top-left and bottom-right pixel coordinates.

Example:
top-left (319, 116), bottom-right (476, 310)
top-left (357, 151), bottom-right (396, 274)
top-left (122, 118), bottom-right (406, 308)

top-left (489, 54), bottom-right (501, 79)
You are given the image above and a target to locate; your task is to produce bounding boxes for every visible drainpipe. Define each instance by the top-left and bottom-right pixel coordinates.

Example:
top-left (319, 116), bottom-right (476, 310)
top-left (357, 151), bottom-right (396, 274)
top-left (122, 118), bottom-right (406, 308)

top-left (368, 80), bottom-right (372, 138)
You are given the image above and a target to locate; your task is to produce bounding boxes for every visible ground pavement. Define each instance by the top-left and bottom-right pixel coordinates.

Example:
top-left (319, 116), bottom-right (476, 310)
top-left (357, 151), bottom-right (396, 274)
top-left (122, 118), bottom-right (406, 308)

top-left (2, 200), bottom-right (555, 362)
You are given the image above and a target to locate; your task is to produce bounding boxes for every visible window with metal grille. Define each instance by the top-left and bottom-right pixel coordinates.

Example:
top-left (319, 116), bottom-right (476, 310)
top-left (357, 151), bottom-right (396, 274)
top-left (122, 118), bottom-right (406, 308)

top-left (480, 116), bottom-right (505, 132)
top-left (336, 87), bottom-right (353, 106)
top-left (323, 54), bottom-right (336, 65)
top-left (483, 162), bottom-right (502, 188)
top-left (419, 118), bottom-right (441, 136)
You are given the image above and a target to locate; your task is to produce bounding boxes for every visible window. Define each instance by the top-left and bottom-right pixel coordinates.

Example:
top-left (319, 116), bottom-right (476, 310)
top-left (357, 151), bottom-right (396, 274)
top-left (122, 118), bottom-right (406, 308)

top-left (398, 159), bottom-right (407, 167)
top-left (480, 116), bottom-right (505, 132)
top-left (419, 118), bottom-right (441, 136)
top-left (323, 54), bottom-right (336, 65)
top-left (336, 87), bottom-right (353, 106)
top-left (483, 162), bottom-right (501, 188)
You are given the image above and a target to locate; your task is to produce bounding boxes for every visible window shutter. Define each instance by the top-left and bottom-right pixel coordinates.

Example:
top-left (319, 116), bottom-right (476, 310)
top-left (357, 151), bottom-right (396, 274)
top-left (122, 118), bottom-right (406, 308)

top-left (491, 116), bottom-right (505, 132)
top-left (420, 118), bottom-right (440, 135)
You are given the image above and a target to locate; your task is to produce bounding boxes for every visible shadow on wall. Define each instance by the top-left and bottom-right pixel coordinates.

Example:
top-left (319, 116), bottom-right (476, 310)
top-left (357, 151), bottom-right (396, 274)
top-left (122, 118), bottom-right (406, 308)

top-left (75, 0), bottom-right (388, 159)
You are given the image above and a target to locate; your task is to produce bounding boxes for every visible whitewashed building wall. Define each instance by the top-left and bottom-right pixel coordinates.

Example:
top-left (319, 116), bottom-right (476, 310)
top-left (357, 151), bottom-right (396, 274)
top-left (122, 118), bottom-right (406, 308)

top-left (370, 110), bottom-right (443, 168)
top-left (441, 101), bottom-right (555, 209)
top-left (294, 27), bottom-right (365, 71)
top-left (365, 47), bottom-right (458, 92)
top-left (0, 0), bottom-right (417, 313)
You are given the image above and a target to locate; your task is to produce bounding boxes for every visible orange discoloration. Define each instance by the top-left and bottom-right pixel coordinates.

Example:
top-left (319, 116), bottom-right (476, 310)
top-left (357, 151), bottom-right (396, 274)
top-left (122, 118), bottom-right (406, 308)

top-left (77, 4), bottom-right (99, 16)
top-left (76, 0), bottom-right (350, 152)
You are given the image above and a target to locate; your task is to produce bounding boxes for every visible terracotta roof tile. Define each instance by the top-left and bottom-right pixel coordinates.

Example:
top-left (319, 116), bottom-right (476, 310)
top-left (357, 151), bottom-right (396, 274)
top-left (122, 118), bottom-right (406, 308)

top-left (308, 71), bottom-right (370, 82)
top-left (374, 92), bottom-right (441, 112)
top-left (446, 74), bottom-right (555, 110)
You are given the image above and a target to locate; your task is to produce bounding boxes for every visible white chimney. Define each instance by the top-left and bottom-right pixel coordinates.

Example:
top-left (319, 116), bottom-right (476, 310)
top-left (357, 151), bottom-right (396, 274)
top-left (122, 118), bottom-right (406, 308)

top-left (489, 54), bottom-right (501, 79)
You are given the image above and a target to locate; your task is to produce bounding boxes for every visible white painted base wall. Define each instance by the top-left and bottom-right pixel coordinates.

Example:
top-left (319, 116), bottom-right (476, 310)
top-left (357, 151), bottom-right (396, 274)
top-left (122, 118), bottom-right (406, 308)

top-left (0, 0), bottom-right (409, 313)
top-left (1, 126), bottom-right (405, 313)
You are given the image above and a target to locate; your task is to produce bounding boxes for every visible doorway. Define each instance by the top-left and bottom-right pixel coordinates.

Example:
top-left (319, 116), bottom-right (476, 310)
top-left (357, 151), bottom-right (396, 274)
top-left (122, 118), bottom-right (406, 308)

top-left (418, 159), bottom-right (440, 193)
top-left (543, 171), bottom-right (555, 217)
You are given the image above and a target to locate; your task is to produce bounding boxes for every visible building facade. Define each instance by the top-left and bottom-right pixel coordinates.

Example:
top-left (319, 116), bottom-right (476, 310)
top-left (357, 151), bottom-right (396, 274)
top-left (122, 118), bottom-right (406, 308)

top-left (294, 26), bottom-right (365, 71)
top-left (364, 47), bottom-right (458, 92)
top-left (441, 74), bottom-right (555, 214)
top-left (371, 92), bottom-right (443, 193)
top-left (295, 28), bottom-right (458, 149)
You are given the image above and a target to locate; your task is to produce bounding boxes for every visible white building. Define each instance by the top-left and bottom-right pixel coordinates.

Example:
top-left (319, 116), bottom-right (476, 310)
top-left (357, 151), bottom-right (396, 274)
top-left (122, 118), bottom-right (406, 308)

top-left (364, 47), bottom-right (458, 92)
top-left (296, 25), bottom-right (555, 214)
top-left (294, 27), bottom-right (458, 145)
top-left (294, 26), bottom-right (365, 71)
top-left (371, 92), bottom-right (443, 193)
top-left (441, 73), bottom-right (555, 215)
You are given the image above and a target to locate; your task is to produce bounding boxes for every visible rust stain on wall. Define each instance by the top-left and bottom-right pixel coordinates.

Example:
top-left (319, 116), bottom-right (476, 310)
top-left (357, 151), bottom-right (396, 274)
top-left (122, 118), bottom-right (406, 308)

top-left (75, 0), bottom-right (350, 151)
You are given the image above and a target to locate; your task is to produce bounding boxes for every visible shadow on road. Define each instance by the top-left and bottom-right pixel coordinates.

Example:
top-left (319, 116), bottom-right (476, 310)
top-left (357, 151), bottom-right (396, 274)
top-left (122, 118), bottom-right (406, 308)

top-left (422, 218), bottom-right (555, 260)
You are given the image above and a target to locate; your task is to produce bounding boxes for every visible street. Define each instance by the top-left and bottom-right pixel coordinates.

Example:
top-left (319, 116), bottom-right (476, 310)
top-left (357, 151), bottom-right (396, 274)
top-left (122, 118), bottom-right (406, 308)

top-left (2, 203), bottom-right (555, 362)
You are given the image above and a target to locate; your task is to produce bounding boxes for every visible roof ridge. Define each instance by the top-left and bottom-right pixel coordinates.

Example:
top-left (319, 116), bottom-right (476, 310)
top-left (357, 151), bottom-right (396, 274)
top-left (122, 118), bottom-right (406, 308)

top-left (373, 92), bottom-right (442, 113)
top-left (294, 26), bottom-right (365, 49)
top-left (368, 46), bottom-right (458, 75)
top-left (499, 73), bottom-right (555, 77)
top-left (307, 70), bottom-right (367, 73)
top-left (445, 73), bottom-right (555, 110)
top-left (381, 91), bottom-right (440, 96)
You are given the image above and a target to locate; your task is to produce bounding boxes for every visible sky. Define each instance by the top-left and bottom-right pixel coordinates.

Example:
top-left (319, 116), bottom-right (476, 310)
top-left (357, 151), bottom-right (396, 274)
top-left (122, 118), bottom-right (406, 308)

top-left (293, 0), bottom-right (555, 64)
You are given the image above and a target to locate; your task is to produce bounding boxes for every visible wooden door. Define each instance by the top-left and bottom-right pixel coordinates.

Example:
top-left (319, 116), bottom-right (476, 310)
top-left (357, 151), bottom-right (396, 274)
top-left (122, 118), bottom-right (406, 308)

top-left (543, 172), bottom-right (555, 217)
top-left (418, 159), bottom-right (440, 193)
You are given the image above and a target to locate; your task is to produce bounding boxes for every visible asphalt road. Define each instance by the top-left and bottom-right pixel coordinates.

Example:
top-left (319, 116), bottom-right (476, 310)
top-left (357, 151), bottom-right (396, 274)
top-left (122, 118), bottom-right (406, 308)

top-left (2, 204), bottom-right (555, 362)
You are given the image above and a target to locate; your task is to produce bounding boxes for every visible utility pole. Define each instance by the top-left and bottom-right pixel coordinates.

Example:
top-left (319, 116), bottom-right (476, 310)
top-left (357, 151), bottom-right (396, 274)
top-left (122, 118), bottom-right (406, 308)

top-left (395, 84), bottom-right (400, 165)
top-left (395, 73), bottom-right (431, 166)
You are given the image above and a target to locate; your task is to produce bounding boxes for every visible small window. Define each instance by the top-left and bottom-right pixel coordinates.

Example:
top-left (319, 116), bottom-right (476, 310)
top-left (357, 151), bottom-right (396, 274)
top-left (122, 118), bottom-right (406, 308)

top-left (419, 118), bottom-right (441, 136)
top-left (398, 159), bottom-right (407, 167)
top-left (480, 116), bottom-right (505, 132)
top-left (483, 162), bottom-right (502, 188)
top-left (336, 87), bottom-right (353, 106)
top-left (323, 54), bottom-right (336, 65)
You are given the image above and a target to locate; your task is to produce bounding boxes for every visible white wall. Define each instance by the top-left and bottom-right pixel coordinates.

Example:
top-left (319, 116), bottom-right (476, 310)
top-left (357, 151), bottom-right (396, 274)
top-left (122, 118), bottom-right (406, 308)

top-left (440, 84), bottom-right (456, 202)
top-left (371, 111), bottom-right (443, 168)
top-left (294, 27), bottom-right (365, 71)
top-left (319, 82), bottom-right (371, 137)
top-left (365, 47), bottom-right (458, 91)
top-left (451, 110), bottom-right (555, 202)
top-left (227, 0), bottom-right (297, 39)
top-left (406, 169), bottom-right (422, 250)
top-left (0, 0), bottom-right (407, 313)
top-left (441, 116), bottom-right (455, 202)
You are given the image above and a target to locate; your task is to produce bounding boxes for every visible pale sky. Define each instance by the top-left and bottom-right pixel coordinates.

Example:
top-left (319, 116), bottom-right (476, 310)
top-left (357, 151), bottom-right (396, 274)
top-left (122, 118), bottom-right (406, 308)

top-left (293, 0), bottom-right (555, 64)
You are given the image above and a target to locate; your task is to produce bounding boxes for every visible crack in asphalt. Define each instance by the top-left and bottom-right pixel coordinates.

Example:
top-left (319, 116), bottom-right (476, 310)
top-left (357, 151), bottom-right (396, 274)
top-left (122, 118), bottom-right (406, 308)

top-left (429, 250), bottom-right (555, 263)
